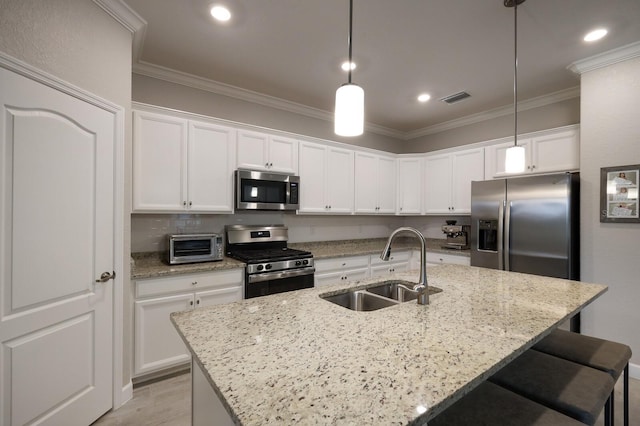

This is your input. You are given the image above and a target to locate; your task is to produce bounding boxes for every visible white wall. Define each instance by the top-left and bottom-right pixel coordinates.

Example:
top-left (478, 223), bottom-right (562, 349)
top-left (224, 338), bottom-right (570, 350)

top-left (579, 56), bottom-right (640, 371)
top-left (0, 0), bottom-right (134, 389)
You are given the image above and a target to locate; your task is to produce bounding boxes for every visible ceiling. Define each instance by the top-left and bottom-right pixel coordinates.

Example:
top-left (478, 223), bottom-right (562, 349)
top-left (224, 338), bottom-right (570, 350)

top-left (123, 0), bottom-right (640, 136)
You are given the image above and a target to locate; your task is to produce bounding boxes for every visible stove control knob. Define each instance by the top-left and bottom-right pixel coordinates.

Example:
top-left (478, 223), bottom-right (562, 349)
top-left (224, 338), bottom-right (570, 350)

top-left (302, 259), bottom-right (309, 265)
top-left (295, 260), bottom-right (302, 266)
top-left (265, 264), bottom-right (272, 270)
top-left (257, 265), bottom-right (264, 271)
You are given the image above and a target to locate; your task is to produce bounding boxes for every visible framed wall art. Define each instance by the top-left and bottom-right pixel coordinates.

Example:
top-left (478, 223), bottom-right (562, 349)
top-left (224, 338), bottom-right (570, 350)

top-left (600, 164), bottom-right (639, 223)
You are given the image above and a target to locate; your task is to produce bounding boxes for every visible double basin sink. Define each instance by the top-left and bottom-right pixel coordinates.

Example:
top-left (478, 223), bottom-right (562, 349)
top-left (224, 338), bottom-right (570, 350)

top-left (321, 280), bottom-right (443, 311)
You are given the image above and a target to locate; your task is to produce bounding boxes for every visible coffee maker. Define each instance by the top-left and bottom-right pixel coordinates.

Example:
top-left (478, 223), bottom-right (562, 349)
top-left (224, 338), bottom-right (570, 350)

top-left (441, 221), bottom-right (470, 250)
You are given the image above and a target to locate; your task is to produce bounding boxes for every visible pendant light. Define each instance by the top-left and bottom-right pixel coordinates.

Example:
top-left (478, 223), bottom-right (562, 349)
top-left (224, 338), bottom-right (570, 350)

top-left (335, 0), bottom-right (364, 137)
top-left (504, 0), bottom-right (526, 173)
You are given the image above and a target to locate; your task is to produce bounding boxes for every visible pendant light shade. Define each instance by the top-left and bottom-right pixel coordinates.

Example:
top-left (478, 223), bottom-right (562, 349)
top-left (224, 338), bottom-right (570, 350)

top-left (335, 0), bottom-right (364, 137)
top-left (504, 0), bottom-right (526, 173)
top-left (335, 83), bottom-right (364, 136)
top-left (505, 145), bottom-right (525, 173)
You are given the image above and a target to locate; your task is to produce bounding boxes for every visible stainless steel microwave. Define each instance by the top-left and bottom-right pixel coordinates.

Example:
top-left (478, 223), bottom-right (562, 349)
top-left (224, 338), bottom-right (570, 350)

top-left (167, 233), bottom-right (224, 264)
top-left (235, 169), bottom-right (300, 211)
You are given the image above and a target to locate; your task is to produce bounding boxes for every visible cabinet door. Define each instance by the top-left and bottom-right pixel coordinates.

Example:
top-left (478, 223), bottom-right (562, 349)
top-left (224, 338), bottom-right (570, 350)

top-left (342, 267), bottom-right (370, 282)
top-left (326, 147), bottom-right (354, 213)
top-left (196, 286), bottom-right (243, 308)
top-left (315, 271), bottom-right (344, 287)
top-left (237, 130), bottom-right (269, 170)
top-left (354, 152), bottom-right (379, 213)
top-left (424, 153), bottom-right (453, 214)
top-left (188, 121), bottom-right (236, 212)
top-left (377, 156), bottom-right (397, 213)
top-left (484, 139), bottom-right (532, 179)
top-left (397, 157), bottom-right (423, 214)
top-left (531, 130), bottom-right (579, 174)
top-left (268, 135), bottom-right (298, 174)
top-left (451, 148), bottom-right (484, 214)
top-left (133, 111), bottom-right (187, 211)
top-left (298, 142), bottom-right (328, 213)
top-left (134, 293), bottom-right (193, 376)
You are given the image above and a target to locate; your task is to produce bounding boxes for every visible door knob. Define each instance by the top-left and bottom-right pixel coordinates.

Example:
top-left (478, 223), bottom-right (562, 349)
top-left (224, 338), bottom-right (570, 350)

top-left (96, 271), bottom-right (116, 283)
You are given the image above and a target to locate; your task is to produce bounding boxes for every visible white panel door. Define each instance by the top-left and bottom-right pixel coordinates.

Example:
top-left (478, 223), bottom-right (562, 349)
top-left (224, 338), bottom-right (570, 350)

top-left (531, 130), bottom-right (579, 174)
top-left (236, 130), bottom-right (269, 170)
top-left (188, 121), bottom-right (236, 212)
top-left (451, 148), bottom-right (485, 214)
top-left (196, 287), bottom-right (243, 308)
top-left (397, 157), bottom-right (423, 215)
top-left (377, 156), bottom-right (397, 213)
top-left (1, 67), bottom-right (114, 425)
top-left (268, 135), bottom-right (298, 174)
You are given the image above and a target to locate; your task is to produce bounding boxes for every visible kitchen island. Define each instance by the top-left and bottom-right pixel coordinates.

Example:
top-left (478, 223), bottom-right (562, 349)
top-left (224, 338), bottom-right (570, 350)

top-left (170, 265), bottom-right (607, 425)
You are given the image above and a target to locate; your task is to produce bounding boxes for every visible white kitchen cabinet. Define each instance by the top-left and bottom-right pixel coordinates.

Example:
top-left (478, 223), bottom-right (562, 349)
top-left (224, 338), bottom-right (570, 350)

top-left (314, 255), bottom-right (370, 287)
top-left (133, 110), bottom-right (236, 212)
top-left (236, 129), bottom-right (298, 174)
top-left (426, 252), bottom-right (471, 267)
top-left (424, 148), bottom-right (484, 214)
top-left (370, 250), bottom-right (412, 278)
top-left (485, 128), bottom-right (579, 179)
top-left (298, 141), bottom-right (354, 214)
top-left (397, 157), bottom-right (423, 215)
top-left (133, 269), bottom-right (243, 377)
top-left (354, 152), bottom-right (397, 214)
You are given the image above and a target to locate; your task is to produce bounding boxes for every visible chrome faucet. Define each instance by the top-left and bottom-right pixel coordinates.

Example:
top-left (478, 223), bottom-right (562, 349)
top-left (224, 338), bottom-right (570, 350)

top-left (380, 227), bottom-right (429, 305)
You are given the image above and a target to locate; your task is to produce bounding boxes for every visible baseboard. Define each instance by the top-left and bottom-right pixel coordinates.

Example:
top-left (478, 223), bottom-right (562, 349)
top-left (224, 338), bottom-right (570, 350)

top-left (629, 362), bottom-right (640, 380)
top-left (113, 380), bottom-right (133, 409)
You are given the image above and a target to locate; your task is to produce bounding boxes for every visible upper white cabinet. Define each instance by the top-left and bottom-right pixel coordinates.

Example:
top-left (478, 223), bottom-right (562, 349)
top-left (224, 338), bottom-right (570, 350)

top-left (298, 141), bottom-right (354, 214)
top-left (133, 111), bottom-right (236, 212)
top-left (355, 152), bottom-right (397, 214)
top-left (397, 157), bottom-right (424, 215)
top-left (485, 128), bottom-right (579, 179)
top-left (424, 148), bottom-right (484, 214)
top-left (236, 129), bottom-right (298, 174)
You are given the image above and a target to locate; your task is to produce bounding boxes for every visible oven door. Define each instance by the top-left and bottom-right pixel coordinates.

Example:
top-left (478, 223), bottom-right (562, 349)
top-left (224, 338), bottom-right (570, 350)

top-left (245, 267), bottom-right (314, 299)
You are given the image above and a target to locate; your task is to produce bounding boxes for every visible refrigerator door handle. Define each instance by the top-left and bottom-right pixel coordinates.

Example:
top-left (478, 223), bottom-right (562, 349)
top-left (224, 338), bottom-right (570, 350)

top-left (498, 201), bottom-right (505, 270)
top-left (504, 201), bottom-right (511, 271)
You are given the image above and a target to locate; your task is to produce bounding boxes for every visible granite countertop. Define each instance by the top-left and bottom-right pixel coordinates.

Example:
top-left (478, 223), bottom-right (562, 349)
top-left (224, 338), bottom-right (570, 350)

top-left (132, 238), bottom-right (469, 280)
top-left (170, 265), bottom-right (607, 425)
top-left (130, 252), bottom-right (245, 280)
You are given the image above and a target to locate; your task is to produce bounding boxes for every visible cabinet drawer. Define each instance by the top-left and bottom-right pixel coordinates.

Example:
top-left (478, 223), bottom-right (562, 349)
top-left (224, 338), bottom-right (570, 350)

top-left (314, 255), bottom-right (370, 273)
top-left (369, 250), bottom-right (411, 266)
top-left (426, 252), bottom-right (470, 266)
top-left (136, 268), bottom-right (243, 298)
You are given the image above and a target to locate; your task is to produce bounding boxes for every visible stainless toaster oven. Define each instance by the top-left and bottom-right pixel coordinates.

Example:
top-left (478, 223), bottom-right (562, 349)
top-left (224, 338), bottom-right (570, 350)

top-left (167, 233), bottom-right (224, 264)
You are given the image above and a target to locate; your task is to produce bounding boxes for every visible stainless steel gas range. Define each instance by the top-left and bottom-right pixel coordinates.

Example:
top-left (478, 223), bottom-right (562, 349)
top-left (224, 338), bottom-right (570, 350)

top-left (225, 225), bottom-right (315, 299)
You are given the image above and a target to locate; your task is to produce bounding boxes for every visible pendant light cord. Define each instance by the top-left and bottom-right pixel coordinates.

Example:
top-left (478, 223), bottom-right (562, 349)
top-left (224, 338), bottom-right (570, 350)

top-left (348, 0), bottom-right (353, 84)
top-left (513, 1), bottom-right (518, 147)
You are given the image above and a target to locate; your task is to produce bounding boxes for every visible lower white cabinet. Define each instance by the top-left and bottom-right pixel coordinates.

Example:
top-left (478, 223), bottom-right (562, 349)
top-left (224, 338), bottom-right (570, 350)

top-left (314, 255), bottom-right (370, 287)
top-left (370, 250), bottom-right (412, 278)
top-left (134, 268), bottom-right (243, 377)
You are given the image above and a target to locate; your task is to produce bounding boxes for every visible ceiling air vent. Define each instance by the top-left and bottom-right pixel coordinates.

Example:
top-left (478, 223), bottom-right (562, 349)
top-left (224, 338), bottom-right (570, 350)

top-left (440, 91), bottom-right (471, 105)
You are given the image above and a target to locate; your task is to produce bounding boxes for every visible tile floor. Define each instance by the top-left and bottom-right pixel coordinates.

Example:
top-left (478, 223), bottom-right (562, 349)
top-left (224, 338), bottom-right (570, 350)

top-left (93, 371), bottom-right (639, 425)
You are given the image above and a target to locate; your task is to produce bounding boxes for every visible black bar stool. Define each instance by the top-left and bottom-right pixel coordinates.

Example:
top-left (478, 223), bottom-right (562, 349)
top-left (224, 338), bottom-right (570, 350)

top-left (489, 350), bottom-right (615, 425)
top-left (428, 381), bottom-right (585, 426)
top-left (533, 329), bottom-right (631, 426)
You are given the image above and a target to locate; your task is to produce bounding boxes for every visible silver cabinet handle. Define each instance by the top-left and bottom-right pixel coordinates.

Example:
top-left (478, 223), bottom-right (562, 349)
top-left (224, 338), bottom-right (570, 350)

top-left (96, 271), bottom-right (116, 283)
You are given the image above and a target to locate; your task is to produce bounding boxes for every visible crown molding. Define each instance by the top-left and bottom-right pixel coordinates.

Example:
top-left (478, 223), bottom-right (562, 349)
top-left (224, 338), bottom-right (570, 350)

top-left (92, 0), bottom-right (147, 62)
top-left (403, 86), bottom-right (580, 140)
top-left (132, 61), bottom-right (403, 139)
top-left (568, 40), bottom-right (640, 75)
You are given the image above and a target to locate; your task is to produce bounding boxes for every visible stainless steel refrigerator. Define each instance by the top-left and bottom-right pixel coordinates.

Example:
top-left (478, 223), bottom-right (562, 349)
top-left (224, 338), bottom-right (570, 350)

top-left (470, 172), bottom-right (580, 330)
top-left (471, 172), bottom-right (580, 280)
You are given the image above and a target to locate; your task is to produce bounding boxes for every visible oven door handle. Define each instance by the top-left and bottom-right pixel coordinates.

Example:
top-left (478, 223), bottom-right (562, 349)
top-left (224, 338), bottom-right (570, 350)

top-left (247, 267), bottom-right (315, 284)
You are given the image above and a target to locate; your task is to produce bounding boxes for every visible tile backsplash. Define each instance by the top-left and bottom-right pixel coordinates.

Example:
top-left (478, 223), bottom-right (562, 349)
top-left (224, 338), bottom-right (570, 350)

top-left (131, 213), bottom-right (469, 253)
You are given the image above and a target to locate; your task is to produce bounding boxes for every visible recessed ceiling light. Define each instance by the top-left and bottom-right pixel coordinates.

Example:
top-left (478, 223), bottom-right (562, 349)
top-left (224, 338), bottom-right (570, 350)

top-left (584, 28), bottom-right (608, 42)
top-left (341, 61), bottom-right (356, 71)
top-left (210, 5), bottom-right (231, 22)
top-left (417, 93), bottom-right (431, 103)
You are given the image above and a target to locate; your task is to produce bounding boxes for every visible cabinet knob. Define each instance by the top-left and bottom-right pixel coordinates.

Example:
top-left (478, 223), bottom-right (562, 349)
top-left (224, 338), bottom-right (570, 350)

top-left (269, 162), bottom-right (273, 167)
top-left (342, 263), bottom-right (346, 266)
top-left (190, 300), bottom-right (194, 306)
top-left (192, 281), bottom-right (197, 285)
top-left (196, 299), bottom-right (200, 305)
top-left (189, 201), bottom-right (192, 206)
top-left (527, 165), bottom-right (531, 170)
top-left (328, 205), bottom-right (331, 209)
top-left (265, 162), bottom-right (269, 167)
top-left (531, 165), bottom-right (536, 169)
